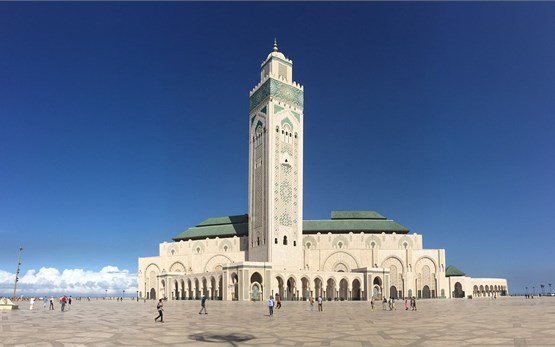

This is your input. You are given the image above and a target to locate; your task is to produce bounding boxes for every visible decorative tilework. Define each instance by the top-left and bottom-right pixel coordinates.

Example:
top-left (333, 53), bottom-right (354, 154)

top-left (249, 78), bottom-right (304, 111)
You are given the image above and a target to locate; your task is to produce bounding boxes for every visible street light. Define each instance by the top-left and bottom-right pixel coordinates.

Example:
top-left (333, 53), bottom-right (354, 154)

top-left (12, 247), bottom-right (23, 301)
top-left (123, 289), bottom-right (125, 299)
top-left (533, 286), bottom-right (535, 296)
top-left (549, 283), bottom-right (552, 294)
top-left (105, 289), bottom-right (108, 300)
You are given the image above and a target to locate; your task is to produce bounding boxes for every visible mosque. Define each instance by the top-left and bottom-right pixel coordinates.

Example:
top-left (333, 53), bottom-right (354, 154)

top-left (138, 42), bottom-right (508, 302)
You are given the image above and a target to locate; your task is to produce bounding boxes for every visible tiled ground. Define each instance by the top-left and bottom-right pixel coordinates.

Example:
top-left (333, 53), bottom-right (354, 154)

top-left (1, 297), bottom-right (555, 346)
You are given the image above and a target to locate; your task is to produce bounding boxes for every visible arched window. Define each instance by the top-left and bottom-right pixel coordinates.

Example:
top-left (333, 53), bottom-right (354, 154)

top-left (293, 241), bottom-right (296, 246)
top-left (306, 242), bottom-right (311, 249)
top-left (275, 238), bottom-right (278, 244)
top-left (283, 236), bottom-right (288, 245)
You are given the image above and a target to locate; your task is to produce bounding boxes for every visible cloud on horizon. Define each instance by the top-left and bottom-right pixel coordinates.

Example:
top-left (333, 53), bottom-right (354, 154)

top-left (0, 266), bottom-right (137, 297)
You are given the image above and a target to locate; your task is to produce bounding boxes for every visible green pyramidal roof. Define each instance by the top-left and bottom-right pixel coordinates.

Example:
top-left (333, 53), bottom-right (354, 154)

top-left (331, 211), bottom-right (386, 220)
top-left (172, 214), bottom-right (248, 241)
top-left (172, 211), bottom-right (410, 241)
top-left (445, 265), bottom-right (466, 277)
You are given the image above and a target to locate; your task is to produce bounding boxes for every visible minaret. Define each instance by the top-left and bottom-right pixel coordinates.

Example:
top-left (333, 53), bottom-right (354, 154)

top-left (248, 40), bottom-right (304, 270)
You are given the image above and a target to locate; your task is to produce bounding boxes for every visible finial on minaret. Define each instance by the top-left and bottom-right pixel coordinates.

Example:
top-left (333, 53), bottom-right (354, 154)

top-left (273, 38), bottom-right (278, 52)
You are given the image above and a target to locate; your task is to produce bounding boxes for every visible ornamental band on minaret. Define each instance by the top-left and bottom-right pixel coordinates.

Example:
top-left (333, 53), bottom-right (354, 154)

top-left (248, 40), bottom-right (304, 270)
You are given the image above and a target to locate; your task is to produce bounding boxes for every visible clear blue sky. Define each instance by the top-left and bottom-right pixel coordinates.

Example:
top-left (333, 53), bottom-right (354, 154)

top-left (1, 2), bottom-right (554, 295)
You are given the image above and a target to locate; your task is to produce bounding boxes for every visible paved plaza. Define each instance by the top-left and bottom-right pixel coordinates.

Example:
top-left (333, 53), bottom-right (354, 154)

top-left (1, 297), bottom-right (555, 347)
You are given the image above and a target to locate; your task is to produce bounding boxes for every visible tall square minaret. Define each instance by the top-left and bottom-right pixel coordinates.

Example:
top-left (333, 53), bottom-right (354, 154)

top-left (248, 41), bottom-right (304, 270)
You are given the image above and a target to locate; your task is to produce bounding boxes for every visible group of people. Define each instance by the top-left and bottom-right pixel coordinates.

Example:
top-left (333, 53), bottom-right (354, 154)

top-left (370, 296), bottom-right (417, 311)
top-left (154, 293), bottom-right (417, 322)
top-left (27, 295), bottom-right (71, 311)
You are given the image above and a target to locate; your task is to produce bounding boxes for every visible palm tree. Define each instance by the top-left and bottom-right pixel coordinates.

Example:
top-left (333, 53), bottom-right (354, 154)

top-left (541, 284), bottom-right (545, 296)
top-left (549, 283), bottom-right (552, 294)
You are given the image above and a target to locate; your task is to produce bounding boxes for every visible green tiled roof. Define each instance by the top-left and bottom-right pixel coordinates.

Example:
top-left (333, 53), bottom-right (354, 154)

top-left (331, 211), bottom-right (386, 220)
top-left (172, 211), bottom-right (409, 241)
top-left (173, 214), bottom-right (248, 241)
top-left (303, 219), bottom-right (409, 234)
top-left (445, 265), bottom-right (465, 277)
top-left (197, 214), bottom-right (248, 227)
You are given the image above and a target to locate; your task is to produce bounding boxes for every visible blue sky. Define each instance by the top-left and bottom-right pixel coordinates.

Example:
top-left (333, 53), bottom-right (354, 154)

top-left (1, 2), bottom-right (554, 296)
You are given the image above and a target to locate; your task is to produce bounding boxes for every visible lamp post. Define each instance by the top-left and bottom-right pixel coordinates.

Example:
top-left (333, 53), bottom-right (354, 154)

top-left (136, 290), bottom-right (139, 302)
top-left (123, 289), bottom-right (125, 300)
top-left (541, 284), bottom-right (545, 296)
top-left (105, 289), bottom-right (108, 300)
top-left (12, 247), bottom-right (23, 301)
top-left (549, 283), bottom-right (552, 294)
top-left (533, 286), bottom-right (535, 296)
top-left (525, 286), bottom-right (528, 297)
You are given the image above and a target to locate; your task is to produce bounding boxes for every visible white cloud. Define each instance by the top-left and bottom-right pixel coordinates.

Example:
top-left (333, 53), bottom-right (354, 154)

top-left (0, 266), bottom-right (137, 297)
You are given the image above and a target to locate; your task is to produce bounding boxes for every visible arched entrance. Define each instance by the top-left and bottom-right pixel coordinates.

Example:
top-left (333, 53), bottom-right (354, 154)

top-left (454, 282), bottom-right (464, 298)
top-left (301, 277), bottom-right (310, 300)
top-left (314, 278), bottom-right (322, 297)
top-left (276, 276), bottom-right (285, 298)
top-left (251, 283), bottom-right (261, 301)
top-left (352, 279), bottom-right (361, 300)
top-left (287, 277), bottom-right (296, 300)
top-left (149, 288), bottom-right (156, 300)
top-left (390, 285), bottom-right (398, 299)
top-left (339, 279), bottom-right (349, 300)
top-left (231, 273), bottom-right (239, 300)
top-left (251, 272), bottom-right (263, 301)
top-left (326, 278), bottom-right (336, 300)
top-left (373, 277), bottom-right (382, 299)
top-left (422, 285), bottom-right (431, 299)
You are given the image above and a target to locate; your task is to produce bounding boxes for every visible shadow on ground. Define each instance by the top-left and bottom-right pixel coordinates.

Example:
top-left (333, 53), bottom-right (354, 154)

top-left (189, 333), bottom-right (255, 346)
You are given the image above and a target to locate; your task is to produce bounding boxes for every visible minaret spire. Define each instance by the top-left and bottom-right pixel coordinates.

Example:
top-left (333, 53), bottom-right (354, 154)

top-left (273, 38), bottom-right (278, 52)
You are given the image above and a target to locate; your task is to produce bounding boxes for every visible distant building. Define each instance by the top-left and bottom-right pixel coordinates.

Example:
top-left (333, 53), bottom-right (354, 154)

top-left (138, 42), bottom-right (508, 301)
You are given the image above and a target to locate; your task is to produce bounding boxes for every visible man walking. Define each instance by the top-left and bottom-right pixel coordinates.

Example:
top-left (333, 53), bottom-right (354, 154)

top-left (199, 295), bottom-right (207, 314)
top-left (268, 295), bottom-right (274, 316)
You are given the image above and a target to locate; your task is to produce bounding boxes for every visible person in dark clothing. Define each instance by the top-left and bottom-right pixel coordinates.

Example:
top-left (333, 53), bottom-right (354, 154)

top-left (199, 295), bottom-right (207, 314)
top-left (154, 299), bottom-right (164, 322)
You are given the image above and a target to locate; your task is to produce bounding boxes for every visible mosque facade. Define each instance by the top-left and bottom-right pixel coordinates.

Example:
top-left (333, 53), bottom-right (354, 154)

top-left (138, 43), bottom-right (508, 302)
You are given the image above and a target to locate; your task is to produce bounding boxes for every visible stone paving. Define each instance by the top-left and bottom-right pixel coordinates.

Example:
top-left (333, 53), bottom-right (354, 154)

top-left (1, 297), bottom-right (555, 346)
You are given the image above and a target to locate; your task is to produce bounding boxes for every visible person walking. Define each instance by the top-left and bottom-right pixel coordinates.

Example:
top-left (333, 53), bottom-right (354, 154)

top-left (154, 299), bottom-right (164, 322)
top-left (29, 297), bottom-right (35, 310)
top-left (317, 295), bottom-right (323, 311)
top-left (268, 295), bottom-right (274, 316)
top-left (60, 296), bottom-right (67, 312)
top-left (370, 296), bottom-right (375, 311)
top-left (49, 297), bottom-right (54, 310)
top-left (309, 297), bottom-right (315, 311)
top-left (199, 295), bottom-right (207, 314)
top-left (275, 293), bottom-right (281, 309)
top-left (43, 296), bottom-right (48, 309)
top-left (382, 297), bottom-right (387, 310)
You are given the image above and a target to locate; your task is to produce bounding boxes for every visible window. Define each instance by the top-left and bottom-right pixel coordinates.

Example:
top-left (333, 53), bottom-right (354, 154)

top-left (293, 241), bottom-right (296, 247)
top-left (306, 242), bottom-right (311, 249)
top-left (283, 236), bottom-right (288, 245)
top-left (275, 238), bottom-right (278, 244)
top-left (257, 237), bottom-right (260, 246)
